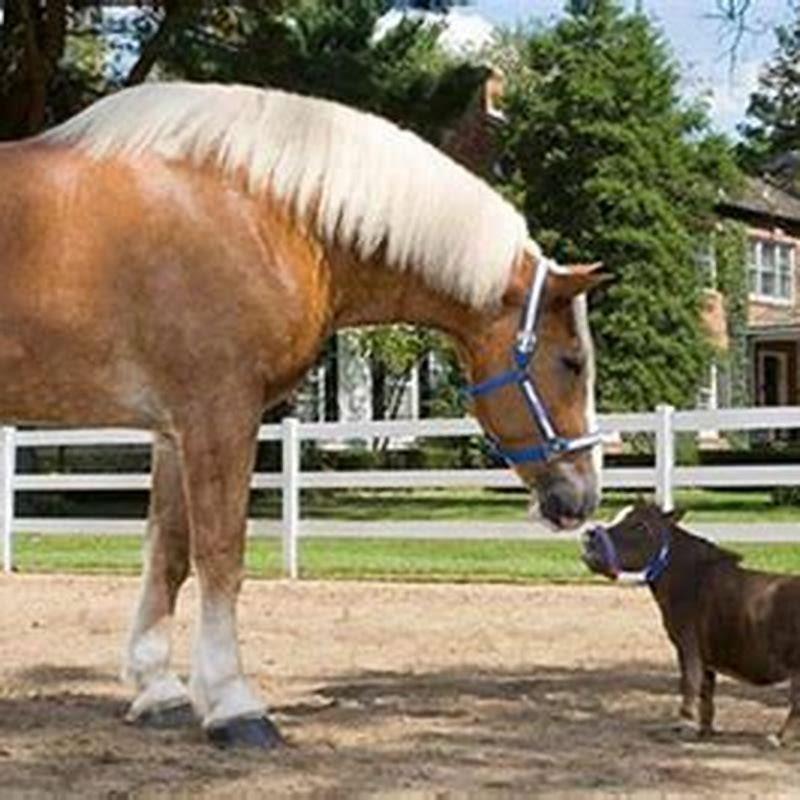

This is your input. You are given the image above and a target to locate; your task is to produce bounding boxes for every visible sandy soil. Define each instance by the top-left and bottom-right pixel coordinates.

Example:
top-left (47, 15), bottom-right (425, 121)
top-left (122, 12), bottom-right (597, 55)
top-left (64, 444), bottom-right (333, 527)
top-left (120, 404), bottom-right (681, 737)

top-left (1, 575), bottom-right (799, 798)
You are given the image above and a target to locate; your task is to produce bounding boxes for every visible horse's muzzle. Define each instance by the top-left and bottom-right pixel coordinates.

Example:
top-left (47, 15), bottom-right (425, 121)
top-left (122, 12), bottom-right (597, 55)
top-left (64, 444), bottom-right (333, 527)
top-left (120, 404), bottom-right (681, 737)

top-left (535, 469), bottom-right (599, 530)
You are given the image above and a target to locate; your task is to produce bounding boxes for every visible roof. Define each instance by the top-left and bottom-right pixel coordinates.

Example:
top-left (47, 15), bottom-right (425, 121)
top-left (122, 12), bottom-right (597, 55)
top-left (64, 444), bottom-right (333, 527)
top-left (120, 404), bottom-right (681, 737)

top-left (717, 176), bottom-right (800, 230)
top-left (374, 7), bottom-right (496, 58)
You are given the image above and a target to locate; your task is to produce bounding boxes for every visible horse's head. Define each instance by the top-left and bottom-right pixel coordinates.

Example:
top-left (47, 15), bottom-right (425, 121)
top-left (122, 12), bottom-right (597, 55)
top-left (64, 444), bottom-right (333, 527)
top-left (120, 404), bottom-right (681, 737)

top-left (464, 245), bottom-right (610, 530)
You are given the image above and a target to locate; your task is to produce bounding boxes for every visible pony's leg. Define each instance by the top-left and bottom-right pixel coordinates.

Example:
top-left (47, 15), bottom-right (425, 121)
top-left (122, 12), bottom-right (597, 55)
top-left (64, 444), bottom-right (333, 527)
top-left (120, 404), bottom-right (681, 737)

top-left (698, 668), bottom-right (716, 737)
top-left (179, 402), bottom-right (282, 749)
top-left (124, 434), bottom-right (193, 725)
top-left (778, 673), bottom-right (800, 746)
top-left (676, 641), bottom-right (702, 731)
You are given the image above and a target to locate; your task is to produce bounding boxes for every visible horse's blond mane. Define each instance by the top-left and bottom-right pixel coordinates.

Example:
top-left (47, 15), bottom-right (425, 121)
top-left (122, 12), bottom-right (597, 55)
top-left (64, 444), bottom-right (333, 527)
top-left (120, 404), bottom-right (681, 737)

top-left (41, 82), bottom-right (529, 308)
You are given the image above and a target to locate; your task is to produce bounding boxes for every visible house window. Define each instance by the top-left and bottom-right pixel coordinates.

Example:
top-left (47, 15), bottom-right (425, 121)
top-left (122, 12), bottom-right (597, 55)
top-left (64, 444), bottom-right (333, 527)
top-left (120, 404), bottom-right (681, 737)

top-left (748, 239), bottom-right (794, 301)
top-left (696, 363), bottom-right (719, 410)
top-left (694, 239), bottom-right (717, 289)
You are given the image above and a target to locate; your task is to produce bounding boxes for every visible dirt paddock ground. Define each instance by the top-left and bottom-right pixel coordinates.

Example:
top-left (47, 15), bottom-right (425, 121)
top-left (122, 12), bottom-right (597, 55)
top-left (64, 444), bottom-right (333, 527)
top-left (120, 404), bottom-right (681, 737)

top-left (1, 575), bottom-right (799, 798)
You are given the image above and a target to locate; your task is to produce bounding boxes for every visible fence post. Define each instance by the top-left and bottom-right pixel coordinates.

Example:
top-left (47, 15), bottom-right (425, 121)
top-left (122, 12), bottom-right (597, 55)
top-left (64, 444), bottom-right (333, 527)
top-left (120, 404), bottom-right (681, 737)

top-left (1, 426), bottom-right (17, 574)
top-left (281, 417), bottom-right (300, 579)
top-left (655, 404), bottom-right (675, 512)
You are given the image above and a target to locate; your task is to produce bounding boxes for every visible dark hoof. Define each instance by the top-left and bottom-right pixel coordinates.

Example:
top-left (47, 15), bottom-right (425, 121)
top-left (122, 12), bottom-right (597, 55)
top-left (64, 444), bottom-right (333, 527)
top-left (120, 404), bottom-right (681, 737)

top-left (130, 702), bottom-right (197, 730)
top-left (207, 715), bottom-right (284, 750)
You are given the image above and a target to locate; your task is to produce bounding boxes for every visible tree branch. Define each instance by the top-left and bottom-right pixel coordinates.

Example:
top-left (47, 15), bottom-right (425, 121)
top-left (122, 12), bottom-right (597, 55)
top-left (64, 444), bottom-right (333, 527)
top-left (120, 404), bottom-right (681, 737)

top-left (123, 0), bottom-right (193, 86)
top-left (42, 0), bottom-right (67, 67)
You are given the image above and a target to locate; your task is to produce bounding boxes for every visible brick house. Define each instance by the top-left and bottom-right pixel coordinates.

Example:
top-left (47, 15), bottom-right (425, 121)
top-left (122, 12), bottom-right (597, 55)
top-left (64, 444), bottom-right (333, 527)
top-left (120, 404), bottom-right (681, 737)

top-left (717, 177), bottom-right (800, 409)
top-left (440, 66), bottom-right (507, 178)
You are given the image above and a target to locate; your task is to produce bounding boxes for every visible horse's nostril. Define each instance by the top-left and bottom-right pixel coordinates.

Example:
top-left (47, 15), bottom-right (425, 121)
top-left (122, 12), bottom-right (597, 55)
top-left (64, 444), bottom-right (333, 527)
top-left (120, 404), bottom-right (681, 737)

top-left (541, 480), bottom-right (583, 519)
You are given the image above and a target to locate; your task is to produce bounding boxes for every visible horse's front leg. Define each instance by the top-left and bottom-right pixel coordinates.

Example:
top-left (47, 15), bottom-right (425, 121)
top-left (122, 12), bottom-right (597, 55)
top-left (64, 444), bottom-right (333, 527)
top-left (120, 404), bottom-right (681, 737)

top-left (179, 398), bottom-right (283, 749)
top-left (124, 434), bottom-right (193, 725)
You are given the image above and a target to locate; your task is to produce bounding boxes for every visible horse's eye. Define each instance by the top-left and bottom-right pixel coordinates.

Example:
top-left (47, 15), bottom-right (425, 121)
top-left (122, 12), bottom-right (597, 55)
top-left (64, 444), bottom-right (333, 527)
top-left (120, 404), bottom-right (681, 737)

top-left (561, 354), bottom-right (585, 375)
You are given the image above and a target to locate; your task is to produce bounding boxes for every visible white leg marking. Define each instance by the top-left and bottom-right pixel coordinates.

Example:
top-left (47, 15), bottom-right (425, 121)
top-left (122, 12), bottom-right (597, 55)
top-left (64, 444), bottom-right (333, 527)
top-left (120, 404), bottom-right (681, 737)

top-left (124, 614), bottom-right (191, 721)
top-left (123, 548), bottom-right (190, 721)
top-left (190, 595), bottom-right (265, 728)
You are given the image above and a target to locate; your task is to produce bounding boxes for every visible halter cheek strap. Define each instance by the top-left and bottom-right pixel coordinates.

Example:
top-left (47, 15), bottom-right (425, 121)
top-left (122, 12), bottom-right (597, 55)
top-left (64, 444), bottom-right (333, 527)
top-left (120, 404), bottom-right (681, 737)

top-left (466, 257), bottom-right (602, 465)
top-left (591, 524), bottom-right (671, 586)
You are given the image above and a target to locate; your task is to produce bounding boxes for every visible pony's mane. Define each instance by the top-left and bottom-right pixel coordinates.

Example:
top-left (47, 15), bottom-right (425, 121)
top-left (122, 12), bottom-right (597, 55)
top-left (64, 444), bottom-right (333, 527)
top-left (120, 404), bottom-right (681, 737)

top-left (674, 524), bottom-right (742, 566)
top-left (41, 82), bottom-right (529, 308)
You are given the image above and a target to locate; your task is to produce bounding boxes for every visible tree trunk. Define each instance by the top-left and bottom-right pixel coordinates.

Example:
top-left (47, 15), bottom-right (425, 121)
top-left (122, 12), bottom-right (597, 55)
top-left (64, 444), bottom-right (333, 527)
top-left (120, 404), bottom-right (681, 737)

top-left (0, 0), bottom-right (67, 138)
top-left (124, 0), bottom-right (192, 86)
top-left (0, 1), bottom-right (188, 140)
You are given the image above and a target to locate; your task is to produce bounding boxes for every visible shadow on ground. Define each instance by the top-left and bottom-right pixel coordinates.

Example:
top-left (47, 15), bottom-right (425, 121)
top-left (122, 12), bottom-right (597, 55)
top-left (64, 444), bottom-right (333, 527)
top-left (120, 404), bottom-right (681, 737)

top-left (1, 661), bottom-right (797, 797)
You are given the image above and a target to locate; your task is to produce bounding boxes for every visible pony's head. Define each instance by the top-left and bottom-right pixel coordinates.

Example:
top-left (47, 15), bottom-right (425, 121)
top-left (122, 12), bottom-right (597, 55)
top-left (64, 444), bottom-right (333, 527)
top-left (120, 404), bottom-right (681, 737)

top-left (581, 503), bottom-right (676, 581)
top-left (583, 501), bottom-right (739, 583)
top-left (465, 246), bottom-right (609, 530)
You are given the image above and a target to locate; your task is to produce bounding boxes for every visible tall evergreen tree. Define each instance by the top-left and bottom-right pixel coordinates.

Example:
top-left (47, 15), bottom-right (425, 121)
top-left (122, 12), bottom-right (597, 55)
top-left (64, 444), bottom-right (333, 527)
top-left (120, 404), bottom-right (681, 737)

top-left (156, 1), bottom-right (485, 143)
top-left (739, 11), bottom-right (800, 174)
top-left (498, 0), bottom-right (738, 411)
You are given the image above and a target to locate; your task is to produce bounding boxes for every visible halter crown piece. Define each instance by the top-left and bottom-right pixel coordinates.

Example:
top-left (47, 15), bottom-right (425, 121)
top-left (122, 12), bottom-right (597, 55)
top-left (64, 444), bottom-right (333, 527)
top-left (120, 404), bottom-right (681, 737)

top-left (465, 255), bottom-right (602, 465)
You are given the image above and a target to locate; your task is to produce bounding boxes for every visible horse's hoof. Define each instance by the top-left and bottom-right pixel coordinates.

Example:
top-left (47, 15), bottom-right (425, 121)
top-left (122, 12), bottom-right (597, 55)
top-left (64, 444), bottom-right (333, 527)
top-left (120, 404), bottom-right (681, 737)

top-left (128, 702), bottom-right (196, 729)
top-left (207, 715), bottom-right (284, 750)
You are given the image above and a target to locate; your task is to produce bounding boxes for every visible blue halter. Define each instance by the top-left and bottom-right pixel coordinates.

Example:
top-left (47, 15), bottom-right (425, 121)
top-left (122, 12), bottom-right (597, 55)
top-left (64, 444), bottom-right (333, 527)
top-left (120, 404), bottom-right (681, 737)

top-left (591, 523), bottom-right (671, 585)
top-left (465, 257), bottom-right (602, 465)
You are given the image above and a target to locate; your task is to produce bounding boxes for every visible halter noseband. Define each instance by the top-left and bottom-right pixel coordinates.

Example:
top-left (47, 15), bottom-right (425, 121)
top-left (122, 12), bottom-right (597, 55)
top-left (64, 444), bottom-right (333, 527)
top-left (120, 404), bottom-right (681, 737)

top-left (465, 257), bottom-right (602, 465)
top-left (591, 522), bottom-right (671, 586)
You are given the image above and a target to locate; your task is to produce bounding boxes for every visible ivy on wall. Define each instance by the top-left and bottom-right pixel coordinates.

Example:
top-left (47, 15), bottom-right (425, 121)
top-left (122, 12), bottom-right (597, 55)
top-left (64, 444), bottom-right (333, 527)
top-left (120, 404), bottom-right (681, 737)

top-left (715, 220), bottom-right (749, 409)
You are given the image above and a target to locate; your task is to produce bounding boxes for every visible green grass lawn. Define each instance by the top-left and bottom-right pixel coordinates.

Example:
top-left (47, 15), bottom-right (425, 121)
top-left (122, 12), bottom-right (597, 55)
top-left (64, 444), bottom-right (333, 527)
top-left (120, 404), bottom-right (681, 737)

top-left (27, 487), bottom-right (800, 523)
top-left (264, 487), bottom-right (800, 524)
top-left (10, 488), bottom-right (800, 581)
top-left (12, 534), bottom-right (800, 583)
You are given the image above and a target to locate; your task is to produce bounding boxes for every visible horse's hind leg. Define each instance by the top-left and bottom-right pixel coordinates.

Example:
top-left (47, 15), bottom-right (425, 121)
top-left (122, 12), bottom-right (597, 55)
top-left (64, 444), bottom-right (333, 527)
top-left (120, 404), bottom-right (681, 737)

top-left (178, 395), bottom-right (283, 749)
top-left (124, 434), bottom-right (193, 725)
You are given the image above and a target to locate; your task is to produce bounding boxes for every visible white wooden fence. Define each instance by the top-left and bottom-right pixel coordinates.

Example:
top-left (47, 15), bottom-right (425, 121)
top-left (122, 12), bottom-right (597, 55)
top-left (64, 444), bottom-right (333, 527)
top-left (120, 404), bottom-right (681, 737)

top-left (2, 404), bottom-right (800, 576)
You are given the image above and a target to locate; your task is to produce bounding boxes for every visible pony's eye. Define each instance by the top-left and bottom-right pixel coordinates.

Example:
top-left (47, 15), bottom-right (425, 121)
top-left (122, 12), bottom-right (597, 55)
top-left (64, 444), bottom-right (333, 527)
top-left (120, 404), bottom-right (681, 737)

top-left (561, 354), bottom-right (585, 375)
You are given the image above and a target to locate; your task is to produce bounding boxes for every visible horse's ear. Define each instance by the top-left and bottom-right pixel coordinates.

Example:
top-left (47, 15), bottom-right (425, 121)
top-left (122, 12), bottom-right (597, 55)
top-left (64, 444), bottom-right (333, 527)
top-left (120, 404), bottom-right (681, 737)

top-left (501, 246), bottom-right (536, 306)
top-left (551, 263), bottom-right (613, 299)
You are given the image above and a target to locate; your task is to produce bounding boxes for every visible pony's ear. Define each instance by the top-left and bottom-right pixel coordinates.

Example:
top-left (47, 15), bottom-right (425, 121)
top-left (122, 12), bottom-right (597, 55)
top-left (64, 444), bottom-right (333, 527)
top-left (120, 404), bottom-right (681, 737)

top-left (665, 507), bottom-right (686, 523)
top-left (551, 263), bottom-right (613, 299)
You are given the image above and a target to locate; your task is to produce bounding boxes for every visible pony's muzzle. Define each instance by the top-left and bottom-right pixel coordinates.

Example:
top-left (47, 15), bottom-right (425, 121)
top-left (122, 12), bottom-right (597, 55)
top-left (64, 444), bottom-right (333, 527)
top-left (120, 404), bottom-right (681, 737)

top-left (580, 527), bottom-right (611, 575)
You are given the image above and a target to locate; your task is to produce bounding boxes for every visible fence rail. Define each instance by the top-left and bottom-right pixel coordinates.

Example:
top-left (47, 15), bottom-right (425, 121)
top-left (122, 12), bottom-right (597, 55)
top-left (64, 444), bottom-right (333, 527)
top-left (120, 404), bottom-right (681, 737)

top-left (2, 404), bottom-right (800, 575)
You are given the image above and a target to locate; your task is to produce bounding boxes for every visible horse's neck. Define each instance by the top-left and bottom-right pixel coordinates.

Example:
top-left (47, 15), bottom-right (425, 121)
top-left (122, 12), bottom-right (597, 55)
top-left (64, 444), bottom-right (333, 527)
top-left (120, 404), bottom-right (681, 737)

top-left (330, 256), bottom-right (483, 345)
top-left (327, 251), bottom-right (524, 374)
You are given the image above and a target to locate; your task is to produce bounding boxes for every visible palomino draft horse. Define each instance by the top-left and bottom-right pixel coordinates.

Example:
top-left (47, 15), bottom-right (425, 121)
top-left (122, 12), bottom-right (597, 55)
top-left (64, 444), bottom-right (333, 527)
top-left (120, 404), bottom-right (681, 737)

top-left (0, 83), bottom-right (607, 748)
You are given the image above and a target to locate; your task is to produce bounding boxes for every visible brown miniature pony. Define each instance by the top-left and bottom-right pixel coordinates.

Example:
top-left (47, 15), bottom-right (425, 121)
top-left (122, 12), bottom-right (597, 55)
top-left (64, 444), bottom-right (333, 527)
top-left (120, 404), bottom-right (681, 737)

top-left (584, 503), bottom-right (800, 746)
top-left (0, 82), bottom-right (606, 748)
